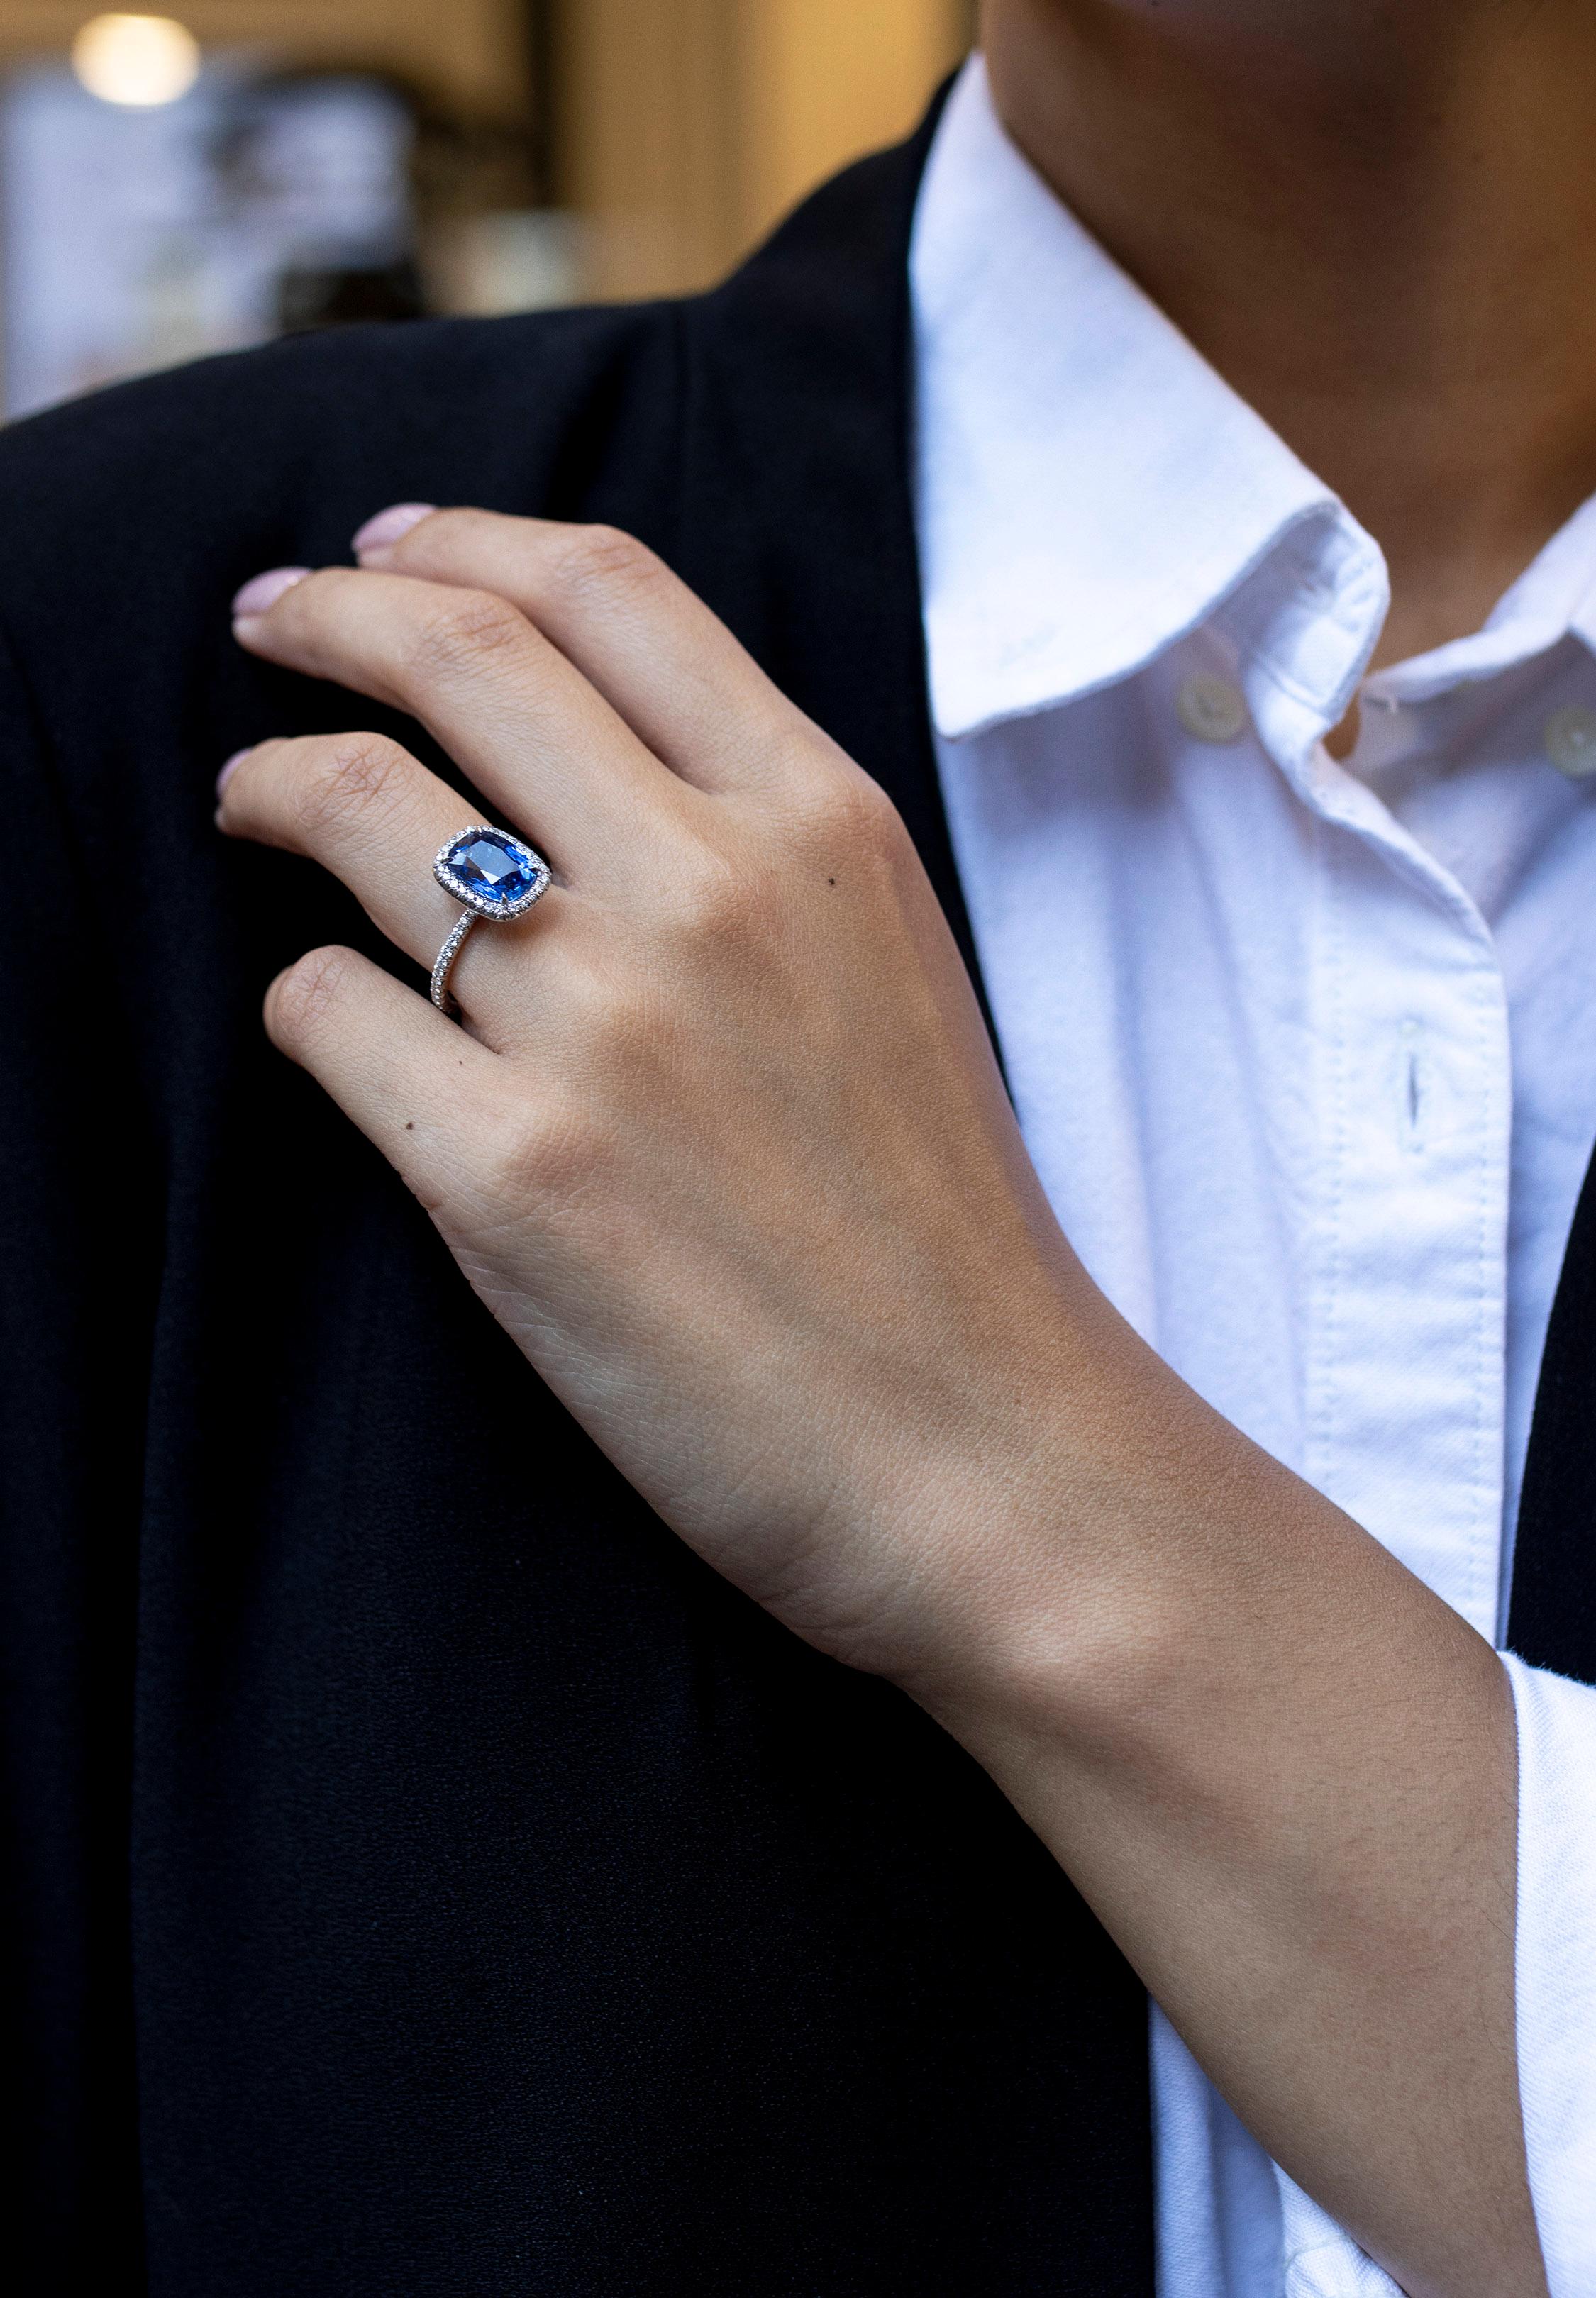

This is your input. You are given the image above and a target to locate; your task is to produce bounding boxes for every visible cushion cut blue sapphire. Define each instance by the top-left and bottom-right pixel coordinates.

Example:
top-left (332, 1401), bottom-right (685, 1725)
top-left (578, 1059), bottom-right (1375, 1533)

top-left (438, 828), bottom-right (546, 913)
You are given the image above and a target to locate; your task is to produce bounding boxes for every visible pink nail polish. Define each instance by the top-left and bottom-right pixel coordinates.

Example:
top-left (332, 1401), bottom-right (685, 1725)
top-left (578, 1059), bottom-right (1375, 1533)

top-left (232, 566), bottom-right (311, 618)
top-left (216, 748), bottom-right (252, 801)
top-left (353, 503), bottom-right (436, 556)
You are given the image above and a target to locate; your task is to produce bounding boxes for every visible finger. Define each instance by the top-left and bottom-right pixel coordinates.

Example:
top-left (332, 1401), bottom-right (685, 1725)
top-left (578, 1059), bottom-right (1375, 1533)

top-left (220, 728), bottom-right (519, 967)
top-left (264, 944), bottom-right (504, 1201)
top-left (218, 731), bottom-right (565, 1040)
top-left (356, 508), bottom-right (825, 796)
top-left (233, 565), bottom-right (687, 878)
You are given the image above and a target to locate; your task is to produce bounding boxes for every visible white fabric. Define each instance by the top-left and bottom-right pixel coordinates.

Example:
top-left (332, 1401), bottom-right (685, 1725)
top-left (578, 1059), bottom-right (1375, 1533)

top-left (911, 57), bottom-right (1596, 2297)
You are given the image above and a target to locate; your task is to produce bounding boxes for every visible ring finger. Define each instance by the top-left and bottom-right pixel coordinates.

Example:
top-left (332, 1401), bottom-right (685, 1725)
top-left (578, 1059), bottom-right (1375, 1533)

top-left (217, 728), bottom-right (564, 1045)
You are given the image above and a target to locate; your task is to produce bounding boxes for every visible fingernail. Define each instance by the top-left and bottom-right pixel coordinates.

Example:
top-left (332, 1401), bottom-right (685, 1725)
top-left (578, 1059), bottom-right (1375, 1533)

top-left (216, 747), bottom-right (252, 801)
top-left (353, 502), bottom-right (436, 557)
top-left (232, 566), bottom-right (310, 618)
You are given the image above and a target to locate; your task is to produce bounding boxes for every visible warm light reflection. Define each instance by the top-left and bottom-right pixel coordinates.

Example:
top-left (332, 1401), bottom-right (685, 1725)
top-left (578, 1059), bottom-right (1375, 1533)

top-left (71, 14), bottom-right (201, 109)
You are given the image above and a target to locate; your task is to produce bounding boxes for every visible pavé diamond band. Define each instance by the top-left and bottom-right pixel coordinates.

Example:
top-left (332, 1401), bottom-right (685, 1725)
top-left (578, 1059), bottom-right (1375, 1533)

top-left (430, 823), bottom-right (552, 1018)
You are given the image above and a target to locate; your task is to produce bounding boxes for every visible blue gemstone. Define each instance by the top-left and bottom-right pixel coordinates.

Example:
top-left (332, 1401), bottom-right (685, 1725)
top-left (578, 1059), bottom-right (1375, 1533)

top-left (444, 831), bottom-right (541, 909)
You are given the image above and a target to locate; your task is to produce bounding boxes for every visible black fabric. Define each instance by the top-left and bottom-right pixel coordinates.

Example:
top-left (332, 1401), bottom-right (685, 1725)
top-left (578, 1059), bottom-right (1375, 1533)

top-left (0, 108), bottom-right (1155, 2297)
top-left (1509, 1150), bottom-right (1596, 1680)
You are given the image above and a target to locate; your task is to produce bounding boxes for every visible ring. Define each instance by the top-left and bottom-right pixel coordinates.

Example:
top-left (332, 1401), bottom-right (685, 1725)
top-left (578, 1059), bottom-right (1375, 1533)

top-left (430, 823), bottom-right (552, 1017)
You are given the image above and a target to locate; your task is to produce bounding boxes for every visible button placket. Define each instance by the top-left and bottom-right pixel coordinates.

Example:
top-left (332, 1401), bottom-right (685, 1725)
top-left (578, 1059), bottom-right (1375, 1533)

top-left (1302, 796), bottom-right (1511, 1645)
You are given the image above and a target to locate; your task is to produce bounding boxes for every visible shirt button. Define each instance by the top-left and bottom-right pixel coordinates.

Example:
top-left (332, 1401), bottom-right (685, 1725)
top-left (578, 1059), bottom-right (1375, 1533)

top-left (1544, 704), bottom-right (1596, 777)
top-left (1176, 675), bottom-right (1249, 744)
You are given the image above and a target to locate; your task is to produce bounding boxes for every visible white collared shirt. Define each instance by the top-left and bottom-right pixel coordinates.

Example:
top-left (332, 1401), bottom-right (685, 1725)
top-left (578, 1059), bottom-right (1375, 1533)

top-left (912, 57), bottom-right (1596, 2298)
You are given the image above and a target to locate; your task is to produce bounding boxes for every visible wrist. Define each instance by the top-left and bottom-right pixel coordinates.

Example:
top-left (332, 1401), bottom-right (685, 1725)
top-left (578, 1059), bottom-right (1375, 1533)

top-left (864, 1370), bottom-right (1152, 1754)
top-left (871, 1332), bottom-right (1315, 1782)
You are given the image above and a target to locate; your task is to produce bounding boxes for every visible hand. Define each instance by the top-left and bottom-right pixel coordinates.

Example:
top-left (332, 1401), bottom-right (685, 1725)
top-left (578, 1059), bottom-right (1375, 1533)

top-left (221, 506), bottom-right (1542, 2298)
top-left (220, 506), bottom-right (1123, 1704)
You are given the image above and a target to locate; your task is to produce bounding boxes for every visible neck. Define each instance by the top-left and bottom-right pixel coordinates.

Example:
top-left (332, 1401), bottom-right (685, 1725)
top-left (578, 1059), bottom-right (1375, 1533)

top-left (983, 0), bottom-right (1596, 667)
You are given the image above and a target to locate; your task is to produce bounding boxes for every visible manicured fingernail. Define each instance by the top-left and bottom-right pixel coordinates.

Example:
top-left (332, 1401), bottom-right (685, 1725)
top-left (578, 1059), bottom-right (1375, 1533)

top-left (216, 748), bottom-right (252, 801)
top-left (353, 502), bottom-right (436, 556)
top-left (232, 566), bottom-right (310, 618)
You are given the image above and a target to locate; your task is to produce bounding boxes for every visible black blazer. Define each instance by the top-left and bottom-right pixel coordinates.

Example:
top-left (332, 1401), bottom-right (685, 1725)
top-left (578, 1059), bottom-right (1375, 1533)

top-left (1, 95), bottom-right (1590, 2297)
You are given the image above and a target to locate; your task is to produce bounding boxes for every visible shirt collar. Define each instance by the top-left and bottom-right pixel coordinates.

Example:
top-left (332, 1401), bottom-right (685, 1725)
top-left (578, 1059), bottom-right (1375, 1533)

top-left (911, 58), bottom-right (1390, 751)
top-left (1365, 489), bottom-right (1596, 706)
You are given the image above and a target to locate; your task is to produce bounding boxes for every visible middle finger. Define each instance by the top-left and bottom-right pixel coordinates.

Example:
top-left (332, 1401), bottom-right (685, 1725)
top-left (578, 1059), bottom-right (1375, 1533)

top-left (233, 565), bottom-right (686, 884)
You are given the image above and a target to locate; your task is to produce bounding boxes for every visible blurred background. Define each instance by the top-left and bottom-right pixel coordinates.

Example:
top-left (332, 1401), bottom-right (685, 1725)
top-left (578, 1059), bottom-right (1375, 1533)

top-left (0, 1), bottom-right (976, 417)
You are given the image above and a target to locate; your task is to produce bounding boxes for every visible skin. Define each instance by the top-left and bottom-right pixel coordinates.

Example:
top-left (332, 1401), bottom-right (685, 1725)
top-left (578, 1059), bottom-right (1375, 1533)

top-left (987, 0), bottom-right (1596, 671)
top-left (211, 4), bottom-right (1596, 2288)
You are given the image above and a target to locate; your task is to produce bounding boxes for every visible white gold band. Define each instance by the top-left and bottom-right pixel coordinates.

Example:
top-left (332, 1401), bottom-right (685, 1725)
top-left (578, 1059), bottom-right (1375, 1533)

top-left (430, 909), bottom-right (478, 1016)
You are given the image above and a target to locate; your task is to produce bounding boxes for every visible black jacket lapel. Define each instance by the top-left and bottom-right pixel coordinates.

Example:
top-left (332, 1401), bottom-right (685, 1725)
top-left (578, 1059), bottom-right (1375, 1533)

top-left (673, 87), bottom-right (987, 1006)
top-left (1509, 1145), bottom-right (1596, 1678)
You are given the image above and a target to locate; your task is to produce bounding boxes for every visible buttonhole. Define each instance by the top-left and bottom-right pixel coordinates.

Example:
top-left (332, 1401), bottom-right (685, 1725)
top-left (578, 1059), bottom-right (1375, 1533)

top-left (1402, 1045), bottom-right (1427, 1152)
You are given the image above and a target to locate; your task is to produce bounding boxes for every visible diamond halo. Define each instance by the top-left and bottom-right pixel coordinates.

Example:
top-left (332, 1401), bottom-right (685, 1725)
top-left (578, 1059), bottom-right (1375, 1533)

top-left (430, 823), bottom-right (552, 1016)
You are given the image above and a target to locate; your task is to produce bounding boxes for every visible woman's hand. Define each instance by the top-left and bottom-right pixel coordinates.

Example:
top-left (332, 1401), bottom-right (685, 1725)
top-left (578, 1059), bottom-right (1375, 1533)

top-left (221, 505), bottom-right (1122, 1704)
top-left (221, 506), bottom-right (1542, 2298)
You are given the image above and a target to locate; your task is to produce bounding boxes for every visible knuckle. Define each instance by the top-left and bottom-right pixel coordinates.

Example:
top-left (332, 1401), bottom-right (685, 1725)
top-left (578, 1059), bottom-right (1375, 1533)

top-left (403, 589), bottom-right (527, 682)
top-left (545, 523), bottom-right (664, 606)
top-left (670, 847), bottom-right (760, 946)
top-left (267, 945), bottom-right (359, 1045)
top-left (291, 731), bottom-right (411, 842)
top-left (785, 765), bottom-right (909, 873)
top-left (802, 765), bottom-right (901, 844)
top-left (480, 1092), bottom-right (596, 1209)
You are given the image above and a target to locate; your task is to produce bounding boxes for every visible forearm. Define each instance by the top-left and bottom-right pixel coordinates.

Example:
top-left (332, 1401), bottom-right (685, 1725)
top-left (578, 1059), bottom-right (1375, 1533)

top-left (908, 1333), bottom-right (1541, 2298)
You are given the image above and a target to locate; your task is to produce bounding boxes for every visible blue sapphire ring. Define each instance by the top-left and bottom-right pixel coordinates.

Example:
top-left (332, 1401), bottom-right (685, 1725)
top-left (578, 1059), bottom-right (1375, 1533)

top-left (430, 823), bottom-right (552, 1018)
